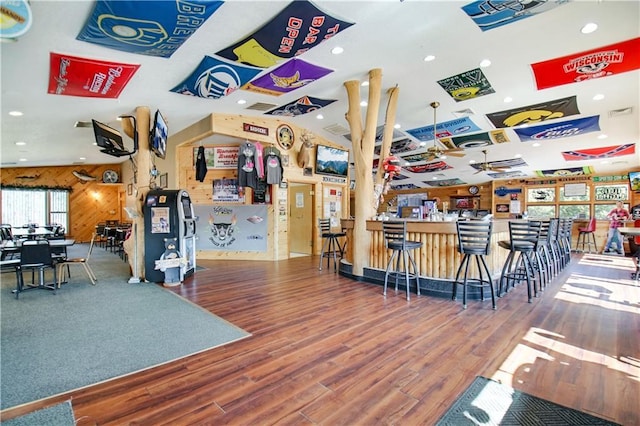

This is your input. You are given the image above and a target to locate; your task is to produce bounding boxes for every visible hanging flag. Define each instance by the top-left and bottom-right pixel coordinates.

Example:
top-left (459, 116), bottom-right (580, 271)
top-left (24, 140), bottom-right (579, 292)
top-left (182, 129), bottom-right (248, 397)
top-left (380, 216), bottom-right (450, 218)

top-left (407, 117), bottom-right (480, 142)
top-left (486, 96), bottom-right (580, 128)
top-left (77, 0), bottom-right (224, 58)
top-left (514, 116), bottom-right (600, 141)
top-left (424, 178), bottom-right (465, 187)
top-left (48, 52), bottom-right (139, 98)
top-left (531, 37), bottom-right (640, 90)
top-left (438, 68), bottom-right (495, 102)
top-left (265, 96), bottom-right (336, 116)
top-left (374, 139), bottom-right (419, 156)
top-left (216, 1), bottom-right (354, 68)
top-left (439, 131), bottom-right (494, 150)
top-left (243, 58), bottom-right (332, 96)
top-left (487, 170), bottom-right (526, 179)
top-left (405, 162), bottom-right (453, 173)
top-left (536, 166), bottom-right (594, 177)
top-left (462, 0), bottom-right (569, 32)
top-left (171, 56), bottom-right (261, 99)
top-left (562, 144), bottom-right (636, 161)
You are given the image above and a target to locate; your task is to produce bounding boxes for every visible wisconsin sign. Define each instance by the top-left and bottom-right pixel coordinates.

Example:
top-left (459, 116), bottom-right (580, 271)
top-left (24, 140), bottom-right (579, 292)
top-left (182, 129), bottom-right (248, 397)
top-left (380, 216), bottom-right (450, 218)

top-left (514, 115), bottom-right (601, 141)
top-left (77, 0), bottom-right (224, 58)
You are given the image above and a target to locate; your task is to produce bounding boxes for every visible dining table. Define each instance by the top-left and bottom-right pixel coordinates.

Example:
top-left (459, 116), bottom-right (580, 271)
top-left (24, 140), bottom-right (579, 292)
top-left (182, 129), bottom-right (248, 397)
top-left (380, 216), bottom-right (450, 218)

top-left (11, 228), bottom-right (55, 238)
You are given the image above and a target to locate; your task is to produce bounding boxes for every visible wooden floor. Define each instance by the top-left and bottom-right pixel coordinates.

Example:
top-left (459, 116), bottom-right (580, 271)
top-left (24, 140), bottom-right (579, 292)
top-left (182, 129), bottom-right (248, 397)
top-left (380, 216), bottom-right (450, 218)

top-left (2, 252), bottom-right (639, 425)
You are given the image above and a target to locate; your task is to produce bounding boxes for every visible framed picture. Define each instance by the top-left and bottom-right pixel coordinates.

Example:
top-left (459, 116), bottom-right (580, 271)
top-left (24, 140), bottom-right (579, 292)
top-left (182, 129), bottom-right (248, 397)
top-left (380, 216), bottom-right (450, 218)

top-left (159, 173), bottom-right (168, 189)
top-left (127, 183), bottom-right (133, 195)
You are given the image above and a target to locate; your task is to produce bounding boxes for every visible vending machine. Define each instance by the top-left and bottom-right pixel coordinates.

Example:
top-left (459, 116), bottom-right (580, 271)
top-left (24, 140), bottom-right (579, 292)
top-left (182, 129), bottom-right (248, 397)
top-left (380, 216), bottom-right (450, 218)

top-left (143, 189), bottom-right (196, 283)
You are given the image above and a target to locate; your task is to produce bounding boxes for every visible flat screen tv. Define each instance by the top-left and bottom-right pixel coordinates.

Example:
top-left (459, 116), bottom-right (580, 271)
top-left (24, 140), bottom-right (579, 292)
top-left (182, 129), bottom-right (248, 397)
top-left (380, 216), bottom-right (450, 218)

top-left (150, 109), bottom-right (168, 159)
top-left (315, 145), bottom-right (349, 177)
top-left (629, 171), bottom-right (640, 192)
top-left (92, 119), bottom-right (126, 154)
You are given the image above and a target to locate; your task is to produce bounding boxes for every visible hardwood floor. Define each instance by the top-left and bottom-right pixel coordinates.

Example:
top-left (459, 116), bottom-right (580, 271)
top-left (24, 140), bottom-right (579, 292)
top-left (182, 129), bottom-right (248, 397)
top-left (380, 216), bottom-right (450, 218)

top-left (2, 252), bottom-right (639, 425)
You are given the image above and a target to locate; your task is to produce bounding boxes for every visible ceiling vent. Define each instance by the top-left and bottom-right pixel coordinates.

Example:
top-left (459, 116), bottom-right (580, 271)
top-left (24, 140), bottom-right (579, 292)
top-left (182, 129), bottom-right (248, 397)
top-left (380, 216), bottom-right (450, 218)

top-left (609, 107), bottom-right (633, 118)
top-left (245, 102), bottom-right (277, 111)
top-left (1, 162), bottom-right (17, 166)
top-left (324, 123), bottom-right (350, 135)
top-left (74, 121), bottom-right (93, 128)
top-left (452, 108), bottom-right (475, 118)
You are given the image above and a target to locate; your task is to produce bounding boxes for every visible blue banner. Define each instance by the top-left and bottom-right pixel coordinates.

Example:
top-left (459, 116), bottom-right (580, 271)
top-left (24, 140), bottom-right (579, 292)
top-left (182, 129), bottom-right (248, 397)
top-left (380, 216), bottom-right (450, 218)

top-left (216, 0), bottom-right (354, 68)
top-left (406, 117), bottom-right (480, 142)
top-left (171, 56), bottom-right (261, 99)
top-left (77, 0), bottom-right (224, 58)
top-left (514, 115), bottom-right (601, 141)
top-left (462, 0), bottom-right (569, 32)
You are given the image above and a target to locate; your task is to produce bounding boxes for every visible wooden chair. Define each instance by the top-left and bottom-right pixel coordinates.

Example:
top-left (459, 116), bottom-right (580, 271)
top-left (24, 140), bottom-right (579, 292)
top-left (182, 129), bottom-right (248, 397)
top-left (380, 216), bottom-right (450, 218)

top-left (57, 233), bottom-right (97, 287)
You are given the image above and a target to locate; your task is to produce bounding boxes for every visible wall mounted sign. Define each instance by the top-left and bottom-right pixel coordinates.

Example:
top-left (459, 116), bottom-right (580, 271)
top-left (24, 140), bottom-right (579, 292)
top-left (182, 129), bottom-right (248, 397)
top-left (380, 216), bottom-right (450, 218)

top-left (243, 123), bottom-right (269, 136)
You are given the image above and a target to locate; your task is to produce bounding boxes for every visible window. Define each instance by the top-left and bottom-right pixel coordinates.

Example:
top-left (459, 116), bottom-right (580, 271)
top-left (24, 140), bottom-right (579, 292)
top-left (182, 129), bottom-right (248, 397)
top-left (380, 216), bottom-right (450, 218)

top-left (595, 203), bottom-right (629, 220)
top-left (1, 188), bottom-right (69, 229)
top-left (527, 205), bottom-right (556, 219)
top-left (559, 204), bottom-right (591, 219)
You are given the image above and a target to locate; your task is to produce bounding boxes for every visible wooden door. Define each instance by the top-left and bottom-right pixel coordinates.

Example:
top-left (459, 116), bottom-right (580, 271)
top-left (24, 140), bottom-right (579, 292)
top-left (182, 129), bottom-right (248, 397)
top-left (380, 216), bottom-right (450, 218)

top-left (289, 183), bottom-right (313, 255)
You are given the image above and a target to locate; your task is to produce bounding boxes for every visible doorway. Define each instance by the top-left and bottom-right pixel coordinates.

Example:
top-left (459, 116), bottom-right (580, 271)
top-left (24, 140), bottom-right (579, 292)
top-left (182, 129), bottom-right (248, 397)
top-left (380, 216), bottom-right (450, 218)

top-left (289, 182), bottom-right (314, 256)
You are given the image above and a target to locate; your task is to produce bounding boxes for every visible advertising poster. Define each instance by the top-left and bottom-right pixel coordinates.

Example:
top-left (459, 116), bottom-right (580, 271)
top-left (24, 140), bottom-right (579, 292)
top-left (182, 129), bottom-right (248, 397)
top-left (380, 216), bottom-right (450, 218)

top-left (213, 178), bottom-right (243, 202)
top-left (514, 116), bottom-right (600, 142)
top-left (150, 207), bottom-right (170, 234)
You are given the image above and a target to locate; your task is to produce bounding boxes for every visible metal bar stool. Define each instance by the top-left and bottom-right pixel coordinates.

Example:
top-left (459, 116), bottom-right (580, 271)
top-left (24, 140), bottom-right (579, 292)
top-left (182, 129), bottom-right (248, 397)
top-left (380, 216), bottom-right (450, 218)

top-left (318, 219), bottom-right (346, 271)
top-left (382, 221), bottom-right (422, 301)
top-left (575, 218), bottom-right (597, 253)
top-left (453, 220), bottom-right (495, 309)
top-left (498, 221), bottom-right (542, 303)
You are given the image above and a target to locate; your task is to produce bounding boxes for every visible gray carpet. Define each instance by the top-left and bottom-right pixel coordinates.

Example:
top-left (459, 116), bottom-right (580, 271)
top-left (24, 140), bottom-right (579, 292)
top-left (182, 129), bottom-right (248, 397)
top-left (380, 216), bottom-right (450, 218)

top-left (0, 401), bottom-right (75, 426)
top-left (436, 376), bottom-right (620, 425)
top-left (0, 244), bottom-right (250, 411)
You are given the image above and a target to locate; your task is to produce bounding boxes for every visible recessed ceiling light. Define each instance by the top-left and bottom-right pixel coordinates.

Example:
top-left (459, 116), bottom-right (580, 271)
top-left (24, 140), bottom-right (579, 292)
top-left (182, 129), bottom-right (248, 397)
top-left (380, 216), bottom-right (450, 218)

top-left (316, 114), bottom-right (324, 120)
top-left (394, 123), bottom-right (401, 129)
top-left (600, 160), bottom-right (610, 164)
top-left (581, 22), bottom-right (598, 34)
top-left (532, 142), bottom-right (541, 147)
top-left (360, 101), bottom-right (368, 107)
top-left (9, 111), bottom-right (23, 117)
top-left (419, 141), bottom-right (426, 147)
top-left (237, 99), bottom-right (247, 105)
top-left (514, 153), bottom-right (522, 158)
top-left (469, 160), bottom-right (476, 164)
top-left (593, 94), bottom-right (605, 101)
top-left (503, 96), bottom-right (513, 103)
top-left (331, 46), bottom-right (344, 55)
top-left (19, 158), bottom-right (27, 162)
top-left (479, 59), bottom-right (491, 68)
top-left (79, 157), bottom-right (86, 161)
top-left (424, 55), bottom-right (435, 62)
top-left (361, 81), bottom-right (369, 87)
top-left (598, 134), bottom-right (608, 139)
top-left (15, 141), bottom-right (26, 146)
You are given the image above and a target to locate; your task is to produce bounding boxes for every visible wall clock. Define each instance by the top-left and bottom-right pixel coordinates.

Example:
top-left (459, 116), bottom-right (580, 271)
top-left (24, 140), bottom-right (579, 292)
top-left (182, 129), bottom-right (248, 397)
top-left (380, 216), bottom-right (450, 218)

top-left (102, 169), bottom-right (119, 183)
top-left (276, 124), bottom-right (294, 151)
top-left (468, 185), bottom-right (479, 195)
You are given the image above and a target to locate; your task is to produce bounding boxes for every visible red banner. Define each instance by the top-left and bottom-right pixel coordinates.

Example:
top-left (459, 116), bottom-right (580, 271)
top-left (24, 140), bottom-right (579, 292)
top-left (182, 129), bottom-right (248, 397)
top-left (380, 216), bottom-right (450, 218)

top-left (531, 38), bottom-right (640, 90)
top-left (48, 52), bottom-right (139, 98)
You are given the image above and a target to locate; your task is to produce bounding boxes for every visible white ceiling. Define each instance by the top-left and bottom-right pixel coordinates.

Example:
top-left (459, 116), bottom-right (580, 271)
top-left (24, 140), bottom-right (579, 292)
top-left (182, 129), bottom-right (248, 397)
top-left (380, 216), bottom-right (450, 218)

top-left (1, 0), bottom-right (639, 187)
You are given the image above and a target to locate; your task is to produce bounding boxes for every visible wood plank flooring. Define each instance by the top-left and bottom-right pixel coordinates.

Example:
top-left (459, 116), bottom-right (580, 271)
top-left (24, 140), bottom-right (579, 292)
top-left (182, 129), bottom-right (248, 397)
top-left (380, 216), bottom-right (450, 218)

top-left (2, 252), bottom-right (639, 425)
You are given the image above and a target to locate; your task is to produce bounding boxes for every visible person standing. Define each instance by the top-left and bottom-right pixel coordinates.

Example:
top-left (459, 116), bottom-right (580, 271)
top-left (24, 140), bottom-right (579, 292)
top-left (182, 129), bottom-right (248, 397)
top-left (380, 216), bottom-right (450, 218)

top-left (604, 201), bottom-right (630, 254)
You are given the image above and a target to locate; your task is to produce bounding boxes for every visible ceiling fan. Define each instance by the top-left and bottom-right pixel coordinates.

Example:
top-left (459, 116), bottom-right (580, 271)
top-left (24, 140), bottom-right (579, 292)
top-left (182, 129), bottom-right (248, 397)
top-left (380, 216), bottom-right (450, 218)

top-left (474, 149), bottom-right (510, 174)
top-left (424, 101), bottom-right (465, 162)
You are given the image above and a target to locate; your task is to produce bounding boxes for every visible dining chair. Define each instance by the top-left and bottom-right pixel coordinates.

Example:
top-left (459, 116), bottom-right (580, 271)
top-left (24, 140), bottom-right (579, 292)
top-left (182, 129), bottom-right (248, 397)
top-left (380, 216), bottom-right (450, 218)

top-left (57, 233), bottom-right (97, 287)
top-left (15, 239), bottom-right (58, 299)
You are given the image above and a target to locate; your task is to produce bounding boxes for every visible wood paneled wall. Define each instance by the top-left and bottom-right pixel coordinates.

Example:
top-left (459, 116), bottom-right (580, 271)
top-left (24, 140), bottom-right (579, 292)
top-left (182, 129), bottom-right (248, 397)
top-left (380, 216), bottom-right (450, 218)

top-left (0, 165), bottom-right (123, 242)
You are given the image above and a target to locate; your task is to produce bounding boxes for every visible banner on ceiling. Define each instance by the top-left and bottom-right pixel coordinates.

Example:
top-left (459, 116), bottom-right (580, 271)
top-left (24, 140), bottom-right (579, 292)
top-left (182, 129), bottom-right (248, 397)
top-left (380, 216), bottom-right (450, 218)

top-left (424, 178), bottom-right (465, 187)
top-left (486, 96), bottom-right (580, 128)
top-left (242, 58), bottom-right (332, 96)
top-left (438, 68), bottom-right (495, 102)
top-left (0, 0), bottom-right (33, 39)
top-left (461, 0), bottom-right (569, 31)
top-left (439, 131), bottom-right (495, 150)
top-left (171, 55), bottom-right (261, 99)
top-left (48, 52), bottom-right (140, 98)
top-left (405, 162), bottom-right (453, 174)
top-left (531, 37), bottom-right (640, 90)
top-left (535, 166), bottom-right (594, 177)
top-left (374, 139), bottom-right (419, 156)
top-left (562, 144), bottom-right (636, 161)
top-left (406, 117), bottom-right (480, 142)
top-left (471, 157), bottom-right (528, 172)
top-left (216, 0), bottom-right (354, 68)
top-left (487, 170), bottom-right (526, 179)
top-left (514, 115), bottom-right (600, 142)
top-left (76, 0), bottom-right (223, 58)
top-left (265, 96), bottom-right (336, 116)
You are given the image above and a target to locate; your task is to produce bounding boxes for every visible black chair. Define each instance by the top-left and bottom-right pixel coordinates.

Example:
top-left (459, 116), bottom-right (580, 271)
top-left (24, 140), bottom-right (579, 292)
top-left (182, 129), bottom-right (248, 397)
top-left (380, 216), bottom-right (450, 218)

top-left (382, 221), bottom-right (422, 301)
top-left (14, 239), bottom-right (58, 299)
top-left (318, 219), bottom-right (346, 271)
top-left (498, 221), bottom-right (542, 303)
top-left (557, 218), bottom-right (574, 268)
top-left (453, 220), bottom-right (495, 309)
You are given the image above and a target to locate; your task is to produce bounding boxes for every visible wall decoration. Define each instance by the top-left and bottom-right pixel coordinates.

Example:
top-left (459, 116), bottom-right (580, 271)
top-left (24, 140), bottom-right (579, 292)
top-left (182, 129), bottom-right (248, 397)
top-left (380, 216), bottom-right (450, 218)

top-left (192, 147), bottom-right (238, 169)
top-left (496, 204), bottom-right (510, 213)
top-left (462, 0), bottom-right (568, 32)
top-left (215, 0), bottom-right (354, 68)
top-left (171, 56), bottom-right (261, 99)
top-left (515, 116), bottom-right (600, 141)
top-left (159, 173), bottom-right (168, 189)
top-left (531, 37), bottom-right (640, 89)
top-left (437, 68), bottom-right (495, 102)
top-left (193, 204), bottom-right (267, 251)
top-left (212, 178), bottom-right (244, 202)
top-left (486, 96), bottom-right (580, 128)
top-left (48, 53), bottom-right (139, 98)
top-left (242, 58), bottom-right (333, 96)
top-left (562, 143), bottom-right (635, 161)
top-left (76, 0), bottom-right (223, 57)
top-left (265, 96), bottom-right (336, 116)
top-left (276, 124), bottom-right (294, 150)
top-left (127, 184), bottom-right (133, 195)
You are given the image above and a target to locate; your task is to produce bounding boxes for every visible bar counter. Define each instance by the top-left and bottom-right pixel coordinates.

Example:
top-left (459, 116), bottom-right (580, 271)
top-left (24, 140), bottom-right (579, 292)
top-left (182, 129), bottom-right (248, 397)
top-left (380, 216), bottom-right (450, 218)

top-left (340, 219), bottom-right (511, 296)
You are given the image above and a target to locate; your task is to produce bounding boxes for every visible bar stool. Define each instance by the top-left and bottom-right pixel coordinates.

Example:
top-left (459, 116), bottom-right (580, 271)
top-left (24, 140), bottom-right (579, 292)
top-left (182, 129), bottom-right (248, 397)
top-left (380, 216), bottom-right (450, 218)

top-left (453, 220), bottom-right (495, 309)
top-left (382, 221), bottom-right (422, 301)
top-left (318, 219), bottom-right (345, 271)
top-left (576, 218), bottom-right (597, 253)
top-left (498, 221), bottom-right (542, 303)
